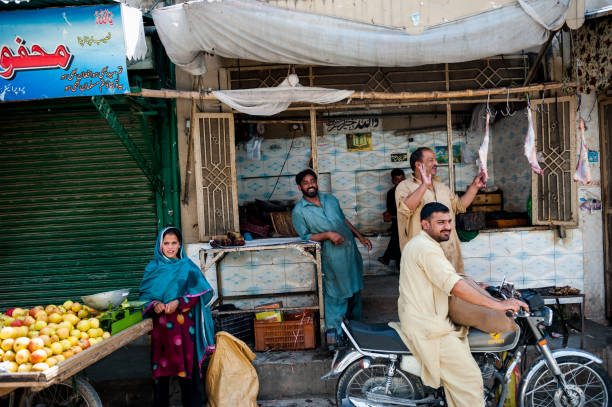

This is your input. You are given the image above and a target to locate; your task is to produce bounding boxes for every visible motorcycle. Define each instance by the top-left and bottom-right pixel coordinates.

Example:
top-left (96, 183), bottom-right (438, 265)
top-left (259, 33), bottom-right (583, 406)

top-left (322, 283), bottom-right (612, 407)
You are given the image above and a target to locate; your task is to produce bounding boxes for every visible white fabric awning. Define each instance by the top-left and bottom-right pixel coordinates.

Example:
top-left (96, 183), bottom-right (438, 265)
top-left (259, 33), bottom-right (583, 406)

top-left (212, 74), bottom-right (353, 115)
top-left (152, 0), bottom-right (570, 76)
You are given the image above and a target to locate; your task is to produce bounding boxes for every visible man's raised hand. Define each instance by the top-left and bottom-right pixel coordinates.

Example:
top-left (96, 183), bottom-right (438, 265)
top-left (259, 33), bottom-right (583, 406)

top-left (418, 163), bottom-right (432, 186)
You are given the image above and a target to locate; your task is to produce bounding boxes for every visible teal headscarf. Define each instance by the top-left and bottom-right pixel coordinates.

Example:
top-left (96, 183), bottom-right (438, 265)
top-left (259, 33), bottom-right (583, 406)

top-left (139, 227), bottom-right (216, 367)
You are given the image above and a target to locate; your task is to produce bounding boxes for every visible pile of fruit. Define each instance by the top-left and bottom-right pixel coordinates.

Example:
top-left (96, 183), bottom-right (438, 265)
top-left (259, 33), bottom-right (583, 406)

top-left (0, 301), bottom-right (111, 373)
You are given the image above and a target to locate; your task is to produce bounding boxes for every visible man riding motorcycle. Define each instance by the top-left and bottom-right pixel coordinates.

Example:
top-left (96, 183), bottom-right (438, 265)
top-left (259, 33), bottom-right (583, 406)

top-left (390, 202), bottom-right (528, 407)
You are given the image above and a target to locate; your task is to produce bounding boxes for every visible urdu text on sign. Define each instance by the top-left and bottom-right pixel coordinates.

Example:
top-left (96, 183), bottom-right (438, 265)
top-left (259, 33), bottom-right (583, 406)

top-left (0, 4), bottom-right (129, 102)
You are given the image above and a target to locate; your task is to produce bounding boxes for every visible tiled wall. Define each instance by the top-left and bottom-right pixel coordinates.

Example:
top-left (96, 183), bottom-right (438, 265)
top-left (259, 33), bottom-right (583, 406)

top-left (185, 244), bottom-right (317, 310)
top-left (491, 109), bottom-right (531, 211)
top-left (461, 229), bottom-right (584, 291)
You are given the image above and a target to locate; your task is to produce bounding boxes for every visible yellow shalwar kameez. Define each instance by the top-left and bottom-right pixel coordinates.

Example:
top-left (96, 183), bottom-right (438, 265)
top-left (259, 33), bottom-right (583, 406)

top-left (395, 175), bottom-right (466, 273)
top-left (389, 231), bottom-right (484, 407)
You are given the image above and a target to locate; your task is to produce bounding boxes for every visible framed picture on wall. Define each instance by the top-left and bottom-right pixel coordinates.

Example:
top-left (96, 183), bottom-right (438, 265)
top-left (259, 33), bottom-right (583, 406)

top-left (346, 133), bottom-right (373, 152)
top-left (434, 145), bottom-right (463, 164)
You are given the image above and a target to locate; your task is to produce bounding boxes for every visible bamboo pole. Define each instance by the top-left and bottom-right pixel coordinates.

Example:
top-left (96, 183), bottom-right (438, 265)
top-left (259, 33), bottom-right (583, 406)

top-left (130, 81), bottom-right (575, 102)
top-left (445, 63), bottom-right (455, 193)
top-left (310, 108), bottom-right (318, 173)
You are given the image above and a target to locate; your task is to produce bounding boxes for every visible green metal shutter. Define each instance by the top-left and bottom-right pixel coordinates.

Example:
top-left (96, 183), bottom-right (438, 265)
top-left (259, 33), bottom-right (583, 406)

top-left (0, 98), bottom-right (159, 310)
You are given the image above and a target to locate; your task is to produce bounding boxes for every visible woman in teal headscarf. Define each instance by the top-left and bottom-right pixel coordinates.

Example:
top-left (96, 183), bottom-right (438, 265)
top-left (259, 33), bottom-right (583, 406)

top-left (140, 227), bottom-right (215, 407)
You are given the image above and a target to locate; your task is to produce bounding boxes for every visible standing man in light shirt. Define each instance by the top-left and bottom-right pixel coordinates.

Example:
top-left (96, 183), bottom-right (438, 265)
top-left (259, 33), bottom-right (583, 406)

top-left (291, 169), bottom-right (372, 339)
top-left (395, 147), bottom-right (486, 273)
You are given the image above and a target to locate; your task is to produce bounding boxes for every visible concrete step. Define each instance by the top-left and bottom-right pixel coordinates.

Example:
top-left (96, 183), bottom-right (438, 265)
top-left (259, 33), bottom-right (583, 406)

top-left (254, 350), bottom-right (335, 399)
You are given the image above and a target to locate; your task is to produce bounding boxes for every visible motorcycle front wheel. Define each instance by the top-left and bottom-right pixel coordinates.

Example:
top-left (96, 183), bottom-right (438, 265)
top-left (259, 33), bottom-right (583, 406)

top-left (519, 355), bottom-right (612, 407)
top-left (335, 359), bottom-right (424, 407)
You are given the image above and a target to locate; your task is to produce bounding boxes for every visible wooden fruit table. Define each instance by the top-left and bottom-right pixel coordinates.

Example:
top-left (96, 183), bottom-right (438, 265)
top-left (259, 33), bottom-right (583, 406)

top-left (0, 319), bottom-right (152, 402)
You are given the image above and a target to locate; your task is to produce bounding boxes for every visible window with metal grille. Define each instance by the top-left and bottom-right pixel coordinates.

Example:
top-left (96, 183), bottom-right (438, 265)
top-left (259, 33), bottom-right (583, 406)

top-left (531, 96), bottom-right (578, 226)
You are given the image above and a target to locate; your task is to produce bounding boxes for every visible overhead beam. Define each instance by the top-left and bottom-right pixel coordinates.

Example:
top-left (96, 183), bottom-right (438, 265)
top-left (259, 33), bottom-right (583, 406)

top-left (130, 82), bottom-right (575, 103)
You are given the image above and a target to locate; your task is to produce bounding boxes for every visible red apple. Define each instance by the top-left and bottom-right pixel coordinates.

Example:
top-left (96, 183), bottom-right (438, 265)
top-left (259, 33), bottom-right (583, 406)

top-left (28, 337), bottom-right (44, 352)
top-left (30, 349), bottom-right (47, 364)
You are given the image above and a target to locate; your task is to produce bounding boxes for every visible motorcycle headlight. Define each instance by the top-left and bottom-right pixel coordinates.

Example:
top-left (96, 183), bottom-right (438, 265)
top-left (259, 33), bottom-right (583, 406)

top-left (533, 306), bottom-right (553, 327)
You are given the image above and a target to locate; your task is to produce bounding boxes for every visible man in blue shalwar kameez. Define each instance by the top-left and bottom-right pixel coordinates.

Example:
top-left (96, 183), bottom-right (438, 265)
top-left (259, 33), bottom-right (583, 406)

top-left (291, 169), bottom-right (372, 339)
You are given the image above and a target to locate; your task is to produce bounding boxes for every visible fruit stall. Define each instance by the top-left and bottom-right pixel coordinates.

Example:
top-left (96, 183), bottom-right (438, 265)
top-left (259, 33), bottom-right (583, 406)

top-left (0, 290), bottom-right (152, 406)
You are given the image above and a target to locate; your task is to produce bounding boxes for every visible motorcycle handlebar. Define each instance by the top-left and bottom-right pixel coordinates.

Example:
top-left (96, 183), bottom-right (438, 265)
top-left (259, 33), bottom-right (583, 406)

top-left (505, 308), bottom-right (530, 318)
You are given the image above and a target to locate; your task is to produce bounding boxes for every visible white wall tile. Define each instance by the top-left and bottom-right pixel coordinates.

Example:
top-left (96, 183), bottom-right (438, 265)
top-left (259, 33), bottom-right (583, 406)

top-left (252, 264), bottom-right (286, 292)
top-left (318, 154), bottom-right (335, 173)
top-left (220, 266), bottom-right (252, 295)
top-left (371, 131), bottom-right (386, 151)
top-left (491, 256), bottom-right (523, 284)
top-left (360, 151), bottom-right (388, 170)
top-left (554, 228), bottom-right (583, 254)
top-left (523, 255), bottom-right (555, 280)
top-left (261, 138), bottom-right (288, 155)
top-left (522, 230), bottom-right (554, 256)
top-left (317, 135), bottom-right (337, 154)
top-left (463, 258), bottom-right (491, 283)
top-left (460, 233), bottom-right (490, 258)
top-left (357, 190), bottom-right (382, 208)
top-left (251, 250), bottom-right (275, 266)
top-left (554, 253), bottom-right (583, 279)
top-left (355, 171), bottom-right (379, 192)
top-left (490, 232), bottom-right (522, 257)
top-left (335, 152), bottom-right (360, 170)
top-left (385, 134), bottom-right (410, 150)
top-left (285, 295), bottom-right (317, 307)
top-left (318, 172), bottom-right (332, 192)
top-left (285, 263), bottom-right (316, 290)
top-left (336, 189), bottom-right (357, 208)
top-left (331, 171), bottom-right (356, 191)
top-left (221, 251), bottom-right (251, 267)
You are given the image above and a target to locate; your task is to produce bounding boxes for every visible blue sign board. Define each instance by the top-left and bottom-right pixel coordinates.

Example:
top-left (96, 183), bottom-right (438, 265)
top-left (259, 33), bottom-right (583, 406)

top-left (0, 4), bottom-right (130, 101)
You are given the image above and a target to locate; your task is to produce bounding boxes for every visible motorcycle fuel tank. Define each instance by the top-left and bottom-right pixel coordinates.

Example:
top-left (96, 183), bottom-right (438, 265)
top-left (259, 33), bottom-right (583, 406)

top-left (468, 327), bottom-right (520, 353)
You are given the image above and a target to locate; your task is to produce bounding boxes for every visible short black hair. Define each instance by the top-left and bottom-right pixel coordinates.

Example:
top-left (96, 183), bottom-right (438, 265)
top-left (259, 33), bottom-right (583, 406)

top-left (410, 147), bottom-right (433, 171)
top-left (391, 169), bottom-right (405, 178)
top-left (420, 202), bottom-right (450, 221)
top-left (295, 169), bottom-right (317, 185)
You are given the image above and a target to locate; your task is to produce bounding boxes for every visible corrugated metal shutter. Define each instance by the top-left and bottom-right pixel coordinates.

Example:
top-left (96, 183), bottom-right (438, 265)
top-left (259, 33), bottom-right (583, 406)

top-left (0, 97), bottom-right (159, 310)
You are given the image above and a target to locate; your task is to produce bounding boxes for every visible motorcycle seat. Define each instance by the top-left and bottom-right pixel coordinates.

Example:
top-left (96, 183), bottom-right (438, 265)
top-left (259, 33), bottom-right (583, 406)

top-left (346, 320), bottom-right (411, 354)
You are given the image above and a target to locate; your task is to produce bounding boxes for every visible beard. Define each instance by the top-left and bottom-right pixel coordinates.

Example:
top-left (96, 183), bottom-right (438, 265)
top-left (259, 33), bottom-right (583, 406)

top-left (302, 186), bottom-right (318, 198)
top-left (435, 231), bottom-right (451, 242)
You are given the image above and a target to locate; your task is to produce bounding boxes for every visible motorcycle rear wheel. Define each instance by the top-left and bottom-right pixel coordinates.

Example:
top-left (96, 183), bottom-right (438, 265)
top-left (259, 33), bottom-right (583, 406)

top-left (335, 359), bottom-right (424, 407)
top-left (519, 355), bottom-right (612, 407)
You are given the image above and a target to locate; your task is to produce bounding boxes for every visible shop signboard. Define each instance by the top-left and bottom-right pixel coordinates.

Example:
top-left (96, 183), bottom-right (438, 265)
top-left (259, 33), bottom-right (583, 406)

top-left (0, 4), bottom-right (129, 102)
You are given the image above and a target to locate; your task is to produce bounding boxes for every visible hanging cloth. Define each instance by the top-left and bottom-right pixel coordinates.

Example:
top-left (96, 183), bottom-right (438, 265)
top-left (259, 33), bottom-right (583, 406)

top-left (212, 74), bottom-right (353, 116)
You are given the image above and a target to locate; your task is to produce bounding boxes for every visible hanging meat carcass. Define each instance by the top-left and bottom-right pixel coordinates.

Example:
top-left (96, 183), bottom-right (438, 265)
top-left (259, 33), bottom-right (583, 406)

top-left (478, 111), bottom-right (490, 184)
top-left (524, 108), bottom-right (544, 175)
top-left (573, 118), bottom-right (591, 184)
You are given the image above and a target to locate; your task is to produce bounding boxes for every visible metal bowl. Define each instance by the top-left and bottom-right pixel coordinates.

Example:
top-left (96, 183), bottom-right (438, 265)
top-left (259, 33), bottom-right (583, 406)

top-left (81, 288), bottom-right (130, 310)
